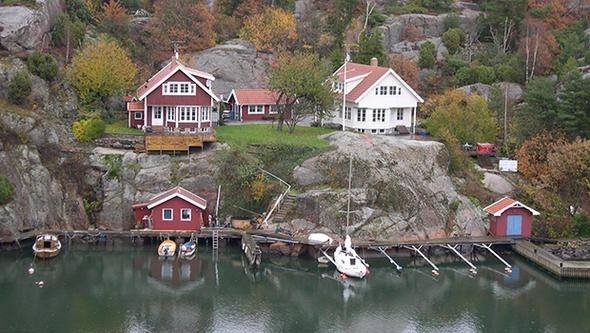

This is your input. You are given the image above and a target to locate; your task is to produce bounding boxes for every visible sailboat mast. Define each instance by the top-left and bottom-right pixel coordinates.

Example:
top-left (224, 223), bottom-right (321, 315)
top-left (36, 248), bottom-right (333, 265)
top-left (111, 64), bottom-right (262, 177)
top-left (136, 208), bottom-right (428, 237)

top-left (346, 154), bottom-right (353, 233)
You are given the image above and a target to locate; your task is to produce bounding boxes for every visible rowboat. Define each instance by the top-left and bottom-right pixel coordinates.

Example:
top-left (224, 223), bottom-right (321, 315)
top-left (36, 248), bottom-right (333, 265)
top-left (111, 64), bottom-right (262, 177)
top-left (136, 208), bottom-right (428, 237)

top-left (179, 239), bottom-right (196, 258)
top-left (32, 234), bottom-right (61, 259)
top-left (158, 239), bottom-right (176, 257)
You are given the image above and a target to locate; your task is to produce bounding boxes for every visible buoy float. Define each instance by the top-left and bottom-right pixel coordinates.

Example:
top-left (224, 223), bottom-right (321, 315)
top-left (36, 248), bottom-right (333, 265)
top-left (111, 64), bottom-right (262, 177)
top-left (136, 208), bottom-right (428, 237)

top-left (432, 269), bottom-right (440, 276)
top-left (469, 268), bottom-right (477, 275)
top-left (505, 267), bottom-right (513, 273)
top-left (35, 281), bottom-right (44, 288)
top-left (28, 267), bottom-right (34, 275)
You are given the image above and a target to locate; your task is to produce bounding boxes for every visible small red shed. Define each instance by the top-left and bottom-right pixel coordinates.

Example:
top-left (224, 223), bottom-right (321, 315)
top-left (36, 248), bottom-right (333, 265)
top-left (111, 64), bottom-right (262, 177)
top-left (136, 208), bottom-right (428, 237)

top-left (483, 197), bottom-right (540, 237)
top-left (132, 186), bottom-right (209, 231)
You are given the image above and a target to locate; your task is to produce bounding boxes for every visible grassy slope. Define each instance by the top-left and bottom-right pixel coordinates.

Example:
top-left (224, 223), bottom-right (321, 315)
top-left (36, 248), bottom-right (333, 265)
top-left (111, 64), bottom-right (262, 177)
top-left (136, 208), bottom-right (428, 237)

top-left (104, 119), bottom-right (143, 136)
top-left (215, 124), bottom-right (333, 150)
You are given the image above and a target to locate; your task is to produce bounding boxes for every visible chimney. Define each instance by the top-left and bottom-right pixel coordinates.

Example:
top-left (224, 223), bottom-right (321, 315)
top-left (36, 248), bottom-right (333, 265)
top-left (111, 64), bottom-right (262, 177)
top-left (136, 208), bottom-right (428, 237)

top-left (370, 57), bottom-right (378, 67)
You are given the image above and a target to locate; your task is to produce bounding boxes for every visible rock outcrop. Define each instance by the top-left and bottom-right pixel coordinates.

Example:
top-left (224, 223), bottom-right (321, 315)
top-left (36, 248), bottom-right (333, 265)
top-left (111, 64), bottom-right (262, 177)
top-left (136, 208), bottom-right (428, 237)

top-left (457, 82), bottom-right (523, 102)
top-left (0, 0), bottom-right (63, 52)
top-left (188, 39), bottom-right (272, 97)
top-left (277, 132), bottom-right (487, 241)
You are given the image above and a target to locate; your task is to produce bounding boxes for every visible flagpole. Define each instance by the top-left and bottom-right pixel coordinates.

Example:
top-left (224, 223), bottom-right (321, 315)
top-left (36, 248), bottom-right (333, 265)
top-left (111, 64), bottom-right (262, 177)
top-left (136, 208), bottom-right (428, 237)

top-left (342, 54), bottom-right (347, 131)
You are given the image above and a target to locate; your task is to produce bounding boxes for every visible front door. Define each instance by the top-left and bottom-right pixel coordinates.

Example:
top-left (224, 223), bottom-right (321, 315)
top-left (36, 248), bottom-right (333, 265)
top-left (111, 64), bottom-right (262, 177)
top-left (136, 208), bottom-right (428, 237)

top-left (152, 106), bottom-right (163, 126)
top-left (506, 215), bottom-right (522, 236)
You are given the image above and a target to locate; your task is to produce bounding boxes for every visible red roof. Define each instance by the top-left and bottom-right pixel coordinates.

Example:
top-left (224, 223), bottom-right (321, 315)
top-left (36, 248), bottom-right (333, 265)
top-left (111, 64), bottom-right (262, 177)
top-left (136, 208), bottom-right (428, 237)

top-left (334, 62), bottom-right (389, 102)
top-left (483, 197), bottom-right (540, 216)
top-left (144, 186), bottom-right (207, 210)
top-left (127, 101), bottom-right (143, 111)
top-left (135, 57), bottom-right (217, 101)
top-left (230, 88), bottom-right (283, 105)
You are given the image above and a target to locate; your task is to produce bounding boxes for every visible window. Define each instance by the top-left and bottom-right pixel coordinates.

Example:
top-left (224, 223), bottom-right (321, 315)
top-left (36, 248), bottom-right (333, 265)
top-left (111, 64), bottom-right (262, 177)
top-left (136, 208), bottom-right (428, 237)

top-left (166, 107), bottom-right (175, 121)
top-left (162, 209), bottom-right (173, 221)
top-left (375, 87), bottom-right (379, 95)
top-left (397, 87), bottom-right (401, 95)
top-left (397, 108), bottom-right (404, 120)
top-left (153, 106), bottom-right (162, 119)
top-left (371, 129), bottom-right (377, 133)
top-left (181, 208), bottom-right (191, 221)
top-left (269, 105), bottom-right (278, 114)
top-left (134, 112), bottom-right (143, 120)
top-left (380, 86), bottom-right (387, 95)
top-left (389, 86), bottom-right (394, 95)
top-left (201, 106), bottom-right (210, 121)
top-left (163, 82), bottom-right (196, 96)
top-left (379, 129), bottom-right (385, 133)
top-left (372, 109), bottom-right (385, 122)
top-left (357, 108), bottom-right (366, 122)
top-left (248, 105), bottom-right (264, 114)
top-left (345, 107), bottom-right (352, 120)
top-left (191, 107), bottom-right (197, 121)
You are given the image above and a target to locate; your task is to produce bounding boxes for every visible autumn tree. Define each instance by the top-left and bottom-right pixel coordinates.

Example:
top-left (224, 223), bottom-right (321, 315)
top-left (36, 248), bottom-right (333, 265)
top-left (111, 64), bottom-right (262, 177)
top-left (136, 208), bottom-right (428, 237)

top-left (424, 90), bottom-right (498, 144)
top-left (150, 0), bottom-right (215, 55)
top-left (528, 0), bottom-right (572, 29)
top-left (239, 6), bottom-right (297, 52)
top-left (388, 54), bottom-right (419, 88)
top-left (519, 18), bottom-right (559, 81)
top-left (268, 52), bottom-right (334, 132)
top-left (214, 0), bottom-right (266, 41)
top-left (99, 0), bottom-right (130, 38)
top-left (68, 34), bottom-right (137, 107)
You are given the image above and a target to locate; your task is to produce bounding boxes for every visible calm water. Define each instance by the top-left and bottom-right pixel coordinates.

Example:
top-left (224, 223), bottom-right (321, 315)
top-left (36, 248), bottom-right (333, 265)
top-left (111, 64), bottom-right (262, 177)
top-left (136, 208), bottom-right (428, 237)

top-left (0, 245), bottom-right (589, 333)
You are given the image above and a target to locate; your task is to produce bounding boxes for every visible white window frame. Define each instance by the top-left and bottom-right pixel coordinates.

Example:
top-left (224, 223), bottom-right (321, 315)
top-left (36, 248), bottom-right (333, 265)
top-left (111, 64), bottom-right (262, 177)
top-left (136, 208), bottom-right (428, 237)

top-left (163, 82), bottom-right (196, 96)
top-left (134, 112), bottom-right (143, 120)
top-left (379, 86), bottom-right (387, 95)
top-left (166, 107), bottom-right (175, 121)
top-left (162, 208), bottom-right (173, 221)
top-left (269, 105), bottom-right (278, 114)
top-left (373, 109), bottom-right (385, 122)
top-left (397, 108), bottom-right (404, 120)
top-left (248, 105), bottom-right (264, 114)
top-left (201, 106), bottom-right (210, 121)
top-left (345, 107), bottom-right (352, 120)
top-left (357, 108), bottom-right (366, 122)
top-left (389, 86), bottom-right (394, 95)
top-left (375, 87), bottom-right (378, 95)
top-left (153, 106), bottom-right (162, 120)
top-left (180, 208), bottom-right (191, 221)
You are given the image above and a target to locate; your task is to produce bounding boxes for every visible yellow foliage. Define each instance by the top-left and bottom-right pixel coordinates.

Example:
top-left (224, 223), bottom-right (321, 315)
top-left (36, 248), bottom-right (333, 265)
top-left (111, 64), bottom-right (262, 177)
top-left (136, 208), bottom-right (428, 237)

top-left (250, 174), bottom-right (269, 202)
top-left (68, 34), bottom-right (137, 103)
top-left (239, 7), bottom-right (297, 52)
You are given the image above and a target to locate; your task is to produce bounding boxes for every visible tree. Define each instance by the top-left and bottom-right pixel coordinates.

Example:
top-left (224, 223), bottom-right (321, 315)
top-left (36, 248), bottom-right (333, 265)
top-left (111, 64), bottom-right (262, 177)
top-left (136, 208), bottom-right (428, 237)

top-left (354, 31), bottom-right (386, 65)
top-left (520, 18), bottom-right (559, 81)
top-left (72, 117), bottom-right (106, 141)
top-left (99, 0), bottom-right (130, 38)
top-left (528, 0), bottom-right (572, 29)
top-left (239, 6), bottom-right (297, 52)
top-left (66, 0), bottom-right (93, 24)
top-left (513, 77), bottom-right (557, 141)
top-left (68, 34), bottom-right (137, 106)
top-left (473, 65), bottom-right (496, 84)
top-left (418, 41), bottom-right (436, 68)
top-left (52, 13), bottom-right (86, 62)
top-left (8, 71), bottom-right (32, 105)
top-left (0, 176), bottom-right (13, 205)
top-left (268, 52), bottom-right (334, 132)
top-left (150, 0), bottom-right (215, 55)
top-left (557, 70), bottom-right (590, 138)
top-left (424, 90), bottom-right (498, 143)
top-left (388, 54), bottom-right (419, 88)
top-left (479, 0), bottom-right (527, 47)
top-left (27, 51), bottom-right (58, 81)
top-left (441, 28), bottom-right (464, 54)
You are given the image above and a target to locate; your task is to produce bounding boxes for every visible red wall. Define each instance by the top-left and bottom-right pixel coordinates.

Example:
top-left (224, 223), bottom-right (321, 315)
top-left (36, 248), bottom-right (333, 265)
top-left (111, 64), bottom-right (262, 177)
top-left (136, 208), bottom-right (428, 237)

top-left (129, 111), bottom-right (145, 128)
top-left (151, 197), bottom-right (204, 231)
top-left (147, 71), bottom-right (213, 106)
top-left (241, 105), bottom-right (279, 121)
top-left (488, 207), bottom-right (533, 237)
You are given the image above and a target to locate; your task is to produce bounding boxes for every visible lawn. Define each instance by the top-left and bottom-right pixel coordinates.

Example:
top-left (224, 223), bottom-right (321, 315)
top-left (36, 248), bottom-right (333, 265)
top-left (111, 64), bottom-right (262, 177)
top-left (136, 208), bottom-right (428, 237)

top-left (215, 124), bottom-right (334, 150)
top-left (104, 119), bottom-right (143, 136)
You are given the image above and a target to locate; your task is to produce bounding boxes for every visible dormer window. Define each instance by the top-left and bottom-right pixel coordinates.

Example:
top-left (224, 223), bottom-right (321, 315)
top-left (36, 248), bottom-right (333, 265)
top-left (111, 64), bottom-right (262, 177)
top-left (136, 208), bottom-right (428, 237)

top-left (163, 82), bottom-right (196, 96)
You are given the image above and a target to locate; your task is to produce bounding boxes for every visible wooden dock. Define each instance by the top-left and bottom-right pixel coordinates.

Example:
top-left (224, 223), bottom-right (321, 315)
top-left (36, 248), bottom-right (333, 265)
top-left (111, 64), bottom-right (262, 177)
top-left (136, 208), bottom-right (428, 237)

top-left (513, 240), bottom-right (590, 279)
top-left (142, 130), bottom-right (216, 153)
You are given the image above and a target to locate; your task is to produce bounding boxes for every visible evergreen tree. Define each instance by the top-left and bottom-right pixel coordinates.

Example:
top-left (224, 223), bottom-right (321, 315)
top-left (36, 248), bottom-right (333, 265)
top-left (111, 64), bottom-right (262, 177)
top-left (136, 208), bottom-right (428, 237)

top-left (418, 41), bottom-right (436, 68)
top-left (354, 31), bottom-right (386, 66)
top-left (558, 71), bottom-right (590, 138)
top-left (514, 77), bottom-right (558, 141)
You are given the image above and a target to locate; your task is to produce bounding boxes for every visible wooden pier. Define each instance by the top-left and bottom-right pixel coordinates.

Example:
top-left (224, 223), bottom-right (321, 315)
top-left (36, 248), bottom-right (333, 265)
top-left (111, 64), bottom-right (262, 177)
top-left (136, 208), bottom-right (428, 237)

top-left (513, 240), bottom-right (590, 279)
top-left (141, 130), bottom-right (216, 154)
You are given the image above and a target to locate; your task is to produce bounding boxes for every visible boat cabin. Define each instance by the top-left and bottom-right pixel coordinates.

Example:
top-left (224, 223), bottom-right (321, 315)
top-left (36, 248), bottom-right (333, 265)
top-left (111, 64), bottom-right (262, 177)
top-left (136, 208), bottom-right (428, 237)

top-left (484, 197), bottom-right (540, 237)
top-left (132, 186), bottom-right (209, 231)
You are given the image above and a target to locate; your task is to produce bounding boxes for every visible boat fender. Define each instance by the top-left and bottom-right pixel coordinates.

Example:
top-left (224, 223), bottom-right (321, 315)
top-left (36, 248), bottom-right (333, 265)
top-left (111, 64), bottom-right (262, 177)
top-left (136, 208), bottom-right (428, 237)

top-left (340, 273), bottom-right (347, 279)
top-left (35, 281), bottom-right (44, 288)
top-left (28, 266), bottom-right (35, 275)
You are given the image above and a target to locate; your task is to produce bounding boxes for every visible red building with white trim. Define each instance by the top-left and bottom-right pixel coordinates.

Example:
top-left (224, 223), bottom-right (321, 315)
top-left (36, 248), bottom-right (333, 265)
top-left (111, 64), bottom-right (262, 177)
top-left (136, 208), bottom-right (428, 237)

top-left (483, 197), bottom-right (540, 237)
top-left (125, 54), bottom-right (219, 132)
top-left (225, 88), bottom-right (286, 121)
top-left (132, 186), bottom-right (209, 231)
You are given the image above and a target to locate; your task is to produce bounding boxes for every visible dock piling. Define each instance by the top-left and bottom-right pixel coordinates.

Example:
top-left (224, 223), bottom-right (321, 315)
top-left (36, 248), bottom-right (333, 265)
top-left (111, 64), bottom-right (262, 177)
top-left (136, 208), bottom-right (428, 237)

top-left (475, 243), bottom-right (512, 273)
top-left (442, 244), bottom-right (477, 274)
top-left (404, 245), bottom-right (439, 274)
top-left (370, 246), bottom-right (402, 271)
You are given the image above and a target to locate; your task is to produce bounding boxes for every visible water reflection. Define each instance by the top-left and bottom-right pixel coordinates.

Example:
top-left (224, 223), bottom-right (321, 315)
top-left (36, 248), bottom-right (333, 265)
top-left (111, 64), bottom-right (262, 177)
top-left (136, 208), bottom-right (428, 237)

top-left (0, 247), bottom-right (589, 332)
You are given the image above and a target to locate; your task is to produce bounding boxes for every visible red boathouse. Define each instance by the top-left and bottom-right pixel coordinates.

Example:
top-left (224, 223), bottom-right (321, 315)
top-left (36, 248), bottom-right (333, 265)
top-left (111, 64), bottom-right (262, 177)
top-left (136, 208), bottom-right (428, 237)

top-left (483, 197), bottom-right (540, 237)
top-left (132, 186), bottom-right (209, 231)
top-left (225, 88), bottom-right (287, 121)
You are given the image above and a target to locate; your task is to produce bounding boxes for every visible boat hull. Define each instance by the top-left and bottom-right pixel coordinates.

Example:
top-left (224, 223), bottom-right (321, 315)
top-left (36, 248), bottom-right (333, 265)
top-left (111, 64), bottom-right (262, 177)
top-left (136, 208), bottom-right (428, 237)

top-left (32, 234), bottom-right (62, 259)
top-left (158, 240), bottom-right (177, 257)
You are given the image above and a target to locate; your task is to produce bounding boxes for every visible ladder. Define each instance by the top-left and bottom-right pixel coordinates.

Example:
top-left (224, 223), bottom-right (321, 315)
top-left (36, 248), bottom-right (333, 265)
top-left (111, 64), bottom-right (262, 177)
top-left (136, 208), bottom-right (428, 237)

top-left (212, 229), bottom-right (219, 250)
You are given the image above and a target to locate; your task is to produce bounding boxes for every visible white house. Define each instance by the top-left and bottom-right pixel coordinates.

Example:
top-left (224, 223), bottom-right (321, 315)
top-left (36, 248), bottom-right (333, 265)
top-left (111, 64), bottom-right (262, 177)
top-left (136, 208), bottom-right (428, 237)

top-left (328, 57), bottom-right (424, 135)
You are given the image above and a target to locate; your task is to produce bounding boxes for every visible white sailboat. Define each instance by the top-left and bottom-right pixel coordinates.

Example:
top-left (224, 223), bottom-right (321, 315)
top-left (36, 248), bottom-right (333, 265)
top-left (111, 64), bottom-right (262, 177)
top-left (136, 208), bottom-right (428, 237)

top-left (321, 155), bottom-right (370, 279)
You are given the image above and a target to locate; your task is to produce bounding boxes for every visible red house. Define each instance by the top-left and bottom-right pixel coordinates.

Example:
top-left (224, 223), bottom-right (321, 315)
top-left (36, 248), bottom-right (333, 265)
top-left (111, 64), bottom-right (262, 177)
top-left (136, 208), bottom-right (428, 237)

top-left (125, 54), bottom-right (219, 132)
top-left (225, 88), bottom-right (286, 121)
top-left (132, 186), bottom-right (209, 231)
top-left (483, 197), bottom-right (540, 237)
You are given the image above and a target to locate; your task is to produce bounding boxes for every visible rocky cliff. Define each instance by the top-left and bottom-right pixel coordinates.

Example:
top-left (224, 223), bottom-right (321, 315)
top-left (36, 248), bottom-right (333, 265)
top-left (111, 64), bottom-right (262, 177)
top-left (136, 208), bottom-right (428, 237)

top-left (277, 132), bottom-right (487, 241)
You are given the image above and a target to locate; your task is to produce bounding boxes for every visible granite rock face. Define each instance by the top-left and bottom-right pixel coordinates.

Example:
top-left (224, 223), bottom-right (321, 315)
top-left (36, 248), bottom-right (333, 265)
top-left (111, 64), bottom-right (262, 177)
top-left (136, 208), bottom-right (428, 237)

top-left (279, 132), bottom-right (487, 241)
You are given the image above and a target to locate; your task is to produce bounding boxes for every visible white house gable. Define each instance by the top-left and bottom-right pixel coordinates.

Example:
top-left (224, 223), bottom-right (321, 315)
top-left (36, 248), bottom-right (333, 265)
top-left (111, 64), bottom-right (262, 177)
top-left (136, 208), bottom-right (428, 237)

top-left (356, 72), bottom-right (421, 109)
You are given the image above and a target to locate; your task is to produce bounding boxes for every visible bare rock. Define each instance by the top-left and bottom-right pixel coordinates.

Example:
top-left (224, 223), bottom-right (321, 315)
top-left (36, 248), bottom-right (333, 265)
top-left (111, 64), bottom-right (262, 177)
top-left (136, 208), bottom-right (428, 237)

top-left (231, 218), bottom-right (252, 230)
top-left (293, 156), bottom-right (327, 186)
top-left (483, 172), bottom-right (514, 195)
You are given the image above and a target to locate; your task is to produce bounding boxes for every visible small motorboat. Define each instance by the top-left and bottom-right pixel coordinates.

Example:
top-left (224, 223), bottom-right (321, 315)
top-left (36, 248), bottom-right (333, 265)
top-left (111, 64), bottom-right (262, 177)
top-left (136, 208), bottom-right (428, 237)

top-left (308, 233), bottom-right (334, 245)
top-left (158, 239), bottom-right (176, 258)
top-left (179, 239), bottom-right (196, 258)
top-left (32, 234), bottom-right (61, 259)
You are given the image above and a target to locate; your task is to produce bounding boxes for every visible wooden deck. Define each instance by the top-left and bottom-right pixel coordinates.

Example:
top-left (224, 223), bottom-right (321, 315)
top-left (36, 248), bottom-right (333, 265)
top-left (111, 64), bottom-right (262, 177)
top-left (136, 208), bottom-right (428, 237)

top-left (142, 130), bottom-right (216, 153)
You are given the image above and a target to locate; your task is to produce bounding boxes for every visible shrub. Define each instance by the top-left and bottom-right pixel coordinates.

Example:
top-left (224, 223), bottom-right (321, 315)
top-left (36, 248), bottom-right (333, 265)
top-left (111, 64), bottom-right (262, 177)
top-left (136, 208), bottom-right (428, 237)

top-left (574, 214), bottom-right (590, 237)
top-left (473, 65), bottom-right (496, 84)
top-left (454, 66), bottom-right (474, 86)
top-left (441, 28), bottom-right (464, 54)
top-left (0, 176), bottom-right (13, 205)
top-left (418, 41), bottom-right (436, 68)
top-left (26, 51), bottom-right (58, 81)
top-left (52, 13), bottom-right (86, 48)
top-left (66, 0), bottom-right (93, 23)
top-left (72, 118), bottom-right (106, 142)
top-left (443, 13), bottom-right (460, 30)
top-left (7, 71), bottom-right (32, 105)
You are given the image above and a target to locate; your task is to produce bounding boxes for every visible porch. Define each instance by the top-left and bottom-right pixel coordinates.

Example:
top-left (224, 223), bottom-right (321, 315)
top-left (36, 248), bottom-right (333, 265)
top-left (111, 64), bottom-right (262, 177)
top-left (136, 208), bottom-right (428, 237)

top-left (140, 127), bottom-right (217, 154)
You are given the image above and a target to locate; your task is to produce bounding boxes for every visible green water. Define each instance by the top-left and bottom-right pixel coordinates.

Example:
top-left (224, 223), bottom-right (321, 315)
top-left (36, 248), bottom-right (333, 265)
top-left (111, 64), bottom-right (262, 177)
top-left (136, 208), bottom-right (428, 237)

top-left (0, 246), bottom-right (589, 333)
